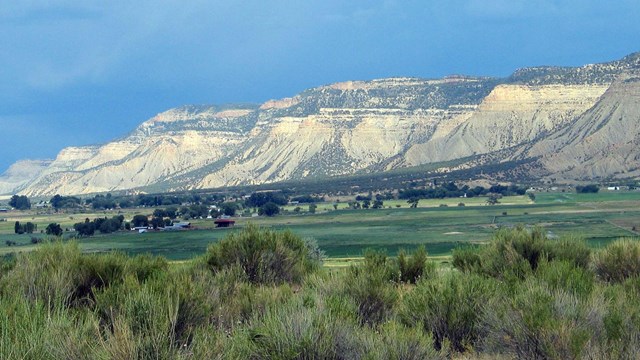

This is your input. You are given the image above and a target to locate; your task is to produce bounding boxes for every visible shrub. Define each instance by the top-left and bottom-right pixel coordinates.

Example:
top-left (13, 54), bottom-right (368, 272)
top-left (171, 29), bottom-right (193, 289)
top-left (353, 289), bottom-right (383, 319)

top-left (0, 295), bottom-right (103, 359)
top-left (452, 246), bottom-right (482, 273)
top-left (0, 242), bottom-right (168, 309)
top-left (535, 259), bottom-right (595, 298)
top-left (400, 272), bottom-right (496, 352)
top-left (454, 226), bottom-right (557, 281)
top-left (1, 242), bottom-right (84, 307)
top-left (246, 301), bottom-right (364, 359)
top-left (321, 250), bottom-right (400, 327)
top-left (362, 321), bottom-right (446, 360)
top-left (396, 246), bottom-right (435, 284)
top-left (481, 279), bottom-right (607, 359)
top-left (546, 236), bottom-right (591, 269)
top-left (592, 239), bottom-right (640, 283)
top-left (206, 224), bottom-right (321, 285)
top-left (346, 251), bottom-right (399, 326)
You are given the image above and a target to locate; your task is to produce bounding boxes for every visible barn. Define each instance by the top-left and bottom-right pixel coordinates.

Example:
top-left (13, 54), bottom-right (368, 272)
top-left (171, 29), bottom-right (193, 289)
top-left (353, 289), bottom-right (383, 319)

top-left (214, 219), bottom-right (236, 228)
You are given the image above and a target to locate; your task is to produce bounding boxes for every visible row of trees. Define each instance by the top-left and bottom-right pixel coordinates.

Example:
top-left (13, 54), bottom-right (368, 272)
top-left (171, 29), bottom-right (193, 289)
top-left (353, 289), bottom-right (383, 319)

top-left (14, 221), bottom-right (36, 234)
top-left (74, 216), bottom-right (126, 237)
top-left (399, 183), bottom-right (527, 200)
top-left (576, 184), bottom-right (600, 193)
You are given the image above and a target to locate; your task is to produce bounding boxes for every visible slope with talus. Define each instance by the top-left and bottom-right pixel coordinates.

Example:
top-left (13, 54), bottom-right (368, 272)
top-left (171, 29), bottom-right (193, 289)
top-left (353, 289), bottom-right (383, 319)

top-left (529, 73), bottom-right (640, 180)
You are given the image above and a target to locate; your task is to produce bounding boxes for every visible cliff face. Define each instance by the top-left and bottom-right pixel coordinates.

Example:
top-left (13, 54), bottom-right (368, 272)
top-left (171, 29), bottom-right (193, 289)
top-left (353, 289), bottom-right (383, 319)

top-left (528, 73), bottom-right (640, 181)
top-left (403, 84), bottom-right (609, 165)
top-left (2, 52), bottom-right (639, 196)
top-left (14, 106), bottom-right (255, 196)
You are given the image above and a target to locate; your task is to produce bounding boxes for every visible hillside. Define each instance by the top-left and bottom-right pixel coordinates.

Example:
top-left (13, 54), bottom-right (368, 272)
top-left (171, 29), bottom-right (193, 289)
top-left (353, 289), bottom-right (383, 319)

top-left (1, 52), bottom-right (639, 196)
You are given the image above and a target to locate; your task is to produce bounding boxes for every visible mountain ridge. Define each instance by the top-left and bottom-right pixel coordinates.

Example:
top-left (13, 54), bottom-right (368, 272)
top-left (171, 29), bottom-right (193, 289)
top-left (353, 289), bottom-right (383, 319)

top-left (3, 52), bottom-right (639, 196)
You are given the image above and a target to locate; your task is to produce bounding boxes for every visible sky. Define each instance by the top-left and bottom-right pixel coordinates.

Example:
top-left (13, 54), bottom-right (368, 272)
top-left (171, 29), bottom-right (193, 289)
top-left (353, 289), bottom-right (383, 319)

top-left (1, 0), bottom-right (639, 173)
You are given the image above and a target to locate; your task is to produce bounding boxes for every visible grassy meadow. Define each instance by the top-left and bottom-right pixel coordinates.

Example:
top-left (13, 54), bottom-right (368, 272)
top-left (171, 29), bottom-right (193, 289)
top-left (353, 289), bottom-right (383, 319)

top-left (1, 191), bottom-right (639, 261)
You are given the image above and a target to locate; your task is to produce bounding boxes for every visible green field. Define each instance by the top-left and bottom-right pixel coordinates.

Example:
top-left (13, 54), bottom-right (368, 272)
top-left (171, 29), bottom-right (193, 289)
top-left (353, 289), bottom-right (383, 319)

top-left (1, 192), bottom-right (639, 260)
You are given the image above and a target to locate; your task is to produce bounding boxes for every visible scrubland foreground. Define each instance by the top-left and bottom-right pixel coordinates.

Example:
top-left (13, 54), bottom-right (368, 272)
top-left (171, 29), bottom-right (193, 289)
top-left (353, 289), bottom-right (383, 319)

top-left (2, 224), bottom-right (640, 359)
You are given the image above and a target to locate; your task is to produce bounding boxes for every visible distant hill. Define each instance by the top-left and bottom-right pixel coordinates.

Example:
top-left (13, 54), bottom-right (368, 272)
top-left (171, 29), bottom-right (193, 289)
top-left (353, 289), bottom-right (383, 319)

top-left (2, 52), bottom-right (639, 196)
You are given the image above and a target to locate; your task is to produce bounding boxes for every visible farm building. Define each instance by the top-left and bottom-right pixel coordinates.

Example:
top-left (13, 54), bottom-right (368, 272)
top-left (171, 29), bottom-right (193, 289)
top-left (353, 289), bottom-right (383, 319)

top-left (214, 219), bottom-right (235, 228)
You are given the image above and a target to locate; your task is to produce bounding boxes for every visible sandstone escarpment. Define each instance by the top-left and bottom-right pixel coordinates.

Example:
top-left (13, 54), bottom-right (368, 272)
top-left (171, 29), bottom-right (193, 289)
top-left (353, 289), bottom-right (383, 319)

top-left (2, 52), bottom-right (639, 196)
top-left (403, 84), bottom-right (609, 165)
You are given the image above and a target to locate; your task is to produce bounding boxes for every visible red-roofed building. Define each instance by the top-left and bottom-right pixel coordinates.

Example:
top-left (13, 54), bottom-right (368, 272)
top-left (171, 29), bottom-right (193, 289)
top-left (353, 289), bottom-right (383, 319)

top-left (214, 218), bottom-right (236, 228)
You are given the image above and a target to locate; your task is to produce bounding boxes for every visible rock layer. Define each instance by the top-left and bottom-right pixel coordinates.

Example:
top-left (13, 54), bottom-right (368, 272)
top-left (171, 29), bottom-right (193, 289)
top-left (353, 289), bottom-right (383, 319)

top-left (2, 52), bottom-right (639, 196)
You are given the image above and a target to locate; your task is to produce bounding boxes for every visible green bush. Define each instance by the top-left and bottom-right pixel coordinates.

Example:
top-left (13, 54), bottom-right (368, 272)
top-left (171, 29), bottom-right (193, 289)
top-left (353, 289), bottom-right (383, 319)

top-left (346, 250), bottom-right (399, 326)
top-left (591, 239), bottom-right (640, 283)
top-left (476, 233), bottom-right (532, 281)
top-left (246, 301), bottom-right (363, 359)
top-left (396, 246), bottom-right (435, 284)
top-left (400, 272), bottom-right (496, 352)
top-left (453, 227), bottom-right (591, 282)
top-left (546, 236), bottom-right (591, 269)
top-left (0, 242), bottom-right (168, 309)
top-left (482, 278), bottom-right (608, 359)
top-left (206, 224), bottom-right (321, 285)
top-left (451, 246), bottom-right (482, 273)
top-left (362, 321), bottom-right (446, 360)
top-left (535, 259), bottom-right (595, 298)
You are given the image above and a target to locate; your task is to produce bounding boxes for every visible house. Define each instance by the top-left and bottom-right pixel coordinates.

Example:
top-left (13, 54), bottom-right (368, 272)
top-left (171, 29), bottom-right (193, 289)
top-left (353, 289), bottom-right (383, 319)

top-left (607, 186), bottom-right (620, 191)
top-left (214, 219), bottom-right (235, 228)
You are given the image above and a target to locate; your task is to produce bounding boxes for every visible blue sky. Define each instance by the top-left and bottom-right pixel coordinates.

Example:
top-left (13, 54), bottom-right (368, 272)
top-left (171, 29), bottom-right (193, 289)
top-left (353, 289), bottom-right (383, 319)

top-left (1, 0), bottom-right (639, 172)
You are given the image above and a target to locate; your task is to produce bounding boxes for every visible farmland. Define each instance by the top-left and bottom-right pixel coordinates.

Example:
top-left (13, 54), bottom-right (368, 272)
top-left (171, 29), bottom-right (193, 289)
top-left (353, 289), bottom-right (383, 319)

top-left (1, 191), bottom-right (639, 261)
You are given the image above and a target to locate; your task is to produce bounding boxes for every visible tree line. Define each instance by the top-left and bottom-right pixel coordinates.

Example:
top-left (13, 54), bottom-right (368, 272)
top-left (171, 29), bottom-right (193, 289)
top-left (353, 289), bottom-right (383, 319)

top-left (399, 183), bottom-right (527, 200)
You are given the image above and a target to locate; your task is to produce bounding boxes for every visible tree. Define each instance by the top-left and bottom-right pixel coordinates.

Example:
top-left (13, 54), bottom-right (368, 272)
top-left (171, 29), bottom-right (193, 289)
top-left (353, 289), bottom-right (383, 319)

top-left (576, 184), bottom-right (599, 193)
top-left (50, 194), bottom-right (81, 209)
top-left (99, 218), bottom-right (123, 233)
top-left (258, 202), bottom-right (280, 217)
top-left (153, 209), bottom-right (167, 218)
top-left (132, 215), bottom-right (149, 228)
top-left (118, 198), bottom-right (133, 208)
top-left (45, 223), bottom-right (63, 236)
top-left (9, 195), bottom-right (30, 210)
top-left (165, 206), bottom-right (178, 219)
top-left (372, 199), bottom-right (384, 209)
top-left (245, 192), bottom-right (288, 208)
top-left (150, 217), bottom-right (165, 229)
top-left (24, 222), bottom-right (35, 234)
top-left (221, 203), bottom-right (237, 216)
top-left (74, 221), bottom-right (95, 237)
top-left (486, 194), bottom-right (500, 205)
top-left (308, 203), bottom-right (317, 214)
top-left (14, 221), bottom-right (23, 234)
top-left (407, 198), bottom-right (419, 208)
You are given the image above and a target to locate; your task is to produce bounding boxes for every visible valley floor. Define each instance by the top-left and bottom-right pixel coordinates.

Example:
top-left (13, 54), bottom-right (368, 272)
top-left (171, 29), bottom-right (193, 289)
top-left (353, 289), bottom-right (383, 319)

top-left (1, 191), bottom-right (639, 261)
